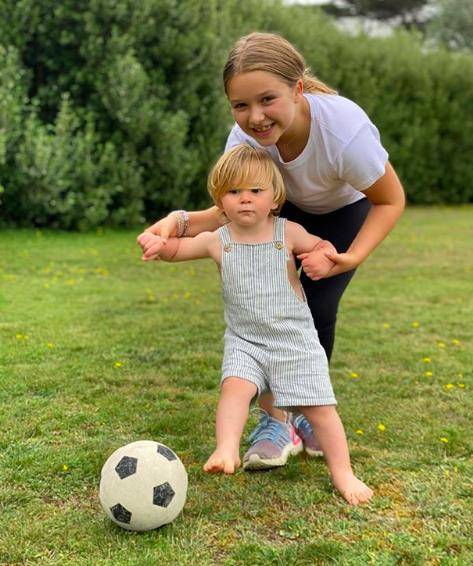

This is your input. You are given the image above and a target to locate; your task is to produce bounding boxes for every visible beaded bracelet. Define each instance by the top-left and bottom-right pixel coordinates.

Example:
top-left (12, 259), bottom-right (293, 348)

top-left (171, 210), bottom-right (189, 238)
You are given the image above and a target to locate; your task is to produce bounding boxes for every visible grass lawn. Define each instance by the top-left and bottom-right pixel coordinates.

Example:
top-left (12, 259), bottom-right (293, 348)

top-left (0, 206), bottom-right (471, 564)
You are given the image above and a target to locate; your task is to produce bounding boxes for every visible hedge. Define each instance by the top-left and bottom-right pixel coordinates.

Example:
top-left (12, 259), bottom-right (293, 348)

top-left (0, 0), bottom-right (471, 229)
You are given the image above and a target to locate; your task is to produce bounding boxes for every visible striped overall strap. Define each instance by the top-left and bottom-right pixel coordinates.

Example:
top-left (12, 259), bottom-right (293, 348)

top-left (274, 216), bottom-right (286, 244)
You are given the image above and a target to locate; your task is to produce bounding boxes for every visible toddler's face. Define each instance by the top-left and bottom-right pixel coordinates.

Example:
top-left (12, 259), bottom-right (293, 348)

top-left (220, 185), bottom-right (277, 226)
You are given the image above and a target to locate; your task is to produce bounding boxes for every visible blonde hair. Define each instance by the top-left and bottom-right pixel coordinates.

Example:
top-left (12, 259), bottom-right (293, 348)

top-left (223, 32), bottom-right (336, 95)
top-left (208, 144), bottom-right (286, 215)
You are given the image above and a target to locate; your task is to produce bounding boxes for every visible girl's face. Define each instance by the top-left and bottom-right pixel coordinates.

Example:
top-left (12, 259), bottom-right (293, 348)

top-left (227, 71), bottom-right (303, 146)
top-left (220, 185), bottom-right (278, 227)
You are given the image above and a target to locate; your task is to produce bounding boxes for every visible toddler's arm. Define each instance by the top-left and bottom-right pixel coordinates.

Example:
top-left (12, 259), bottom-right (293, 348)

top-left (138, 231), bottom-right (218, 263)
top-left (286, 221), bottom-right (336, 280)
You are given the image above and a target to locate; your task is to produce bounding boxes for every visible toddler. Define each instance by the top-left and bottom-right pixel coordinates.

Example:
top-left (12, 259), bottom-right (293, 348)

top-left (138, 144), bottom-right (373, 505)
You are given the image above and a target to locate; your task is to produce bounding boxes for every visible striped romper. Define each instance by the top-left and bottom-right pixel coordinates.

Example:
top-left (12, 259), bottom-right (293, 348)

top-left (220, 217), bottom-right (337, 410)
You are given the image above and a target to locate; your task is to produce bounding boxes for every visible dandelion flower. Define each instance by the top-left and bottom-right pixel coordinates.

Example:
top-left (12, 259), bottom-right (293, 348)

top-left (444, 383), bottom-right (455, 390)
top-left (114, 361), bottom-right (123, 368)
top-left (424, 371), bottom-right (433, 377)
top-left (457, 383), bottom-right (465, 388)
top-left (439, 437), bottom-right (449, 443)
top-left (350, 372), bottom-right (359, 379)
top-left (423, 357), bottom-right (431, 363)
top-left (382, 323), bottom-right (390, 329)
top-left (47, 343), bottom-right (55, 349)
top-left (437, 342), bottom-right (446, 348)
top-left (355, 429), bottom-right (364, 435)
top-left (452, 339), bottom-right (461, 346)
top-left (377, 423), bottom-right (386, 432)
top-left (411, 321), bottom-right (420, 328)
top-left (62, 464), bottom-right (69, 471)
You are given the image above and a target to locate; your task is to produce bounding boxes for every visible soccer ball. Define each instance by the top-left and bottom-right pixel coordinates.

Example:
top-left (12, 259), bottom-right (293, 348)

top-left (99, 440), bottom-right (188, 531)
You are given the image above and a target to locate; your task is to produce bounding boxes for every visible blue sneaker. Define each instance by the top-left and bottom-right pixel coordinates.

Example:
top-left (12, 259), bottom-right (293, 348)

top-left (292, 414), bottom-right (323, 457)
top-left (243, 411), bottom-right (303, 470)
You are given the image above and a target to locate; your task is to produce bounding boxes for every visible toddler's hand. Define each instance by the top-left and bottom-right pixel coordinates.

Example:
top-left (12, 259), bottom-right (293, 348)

top-left (137, 232), bottom-right (168, 261)
top-left (297, 240), bottom-right (337, 280)
top-left (136, 214), bottom-right (179, 253)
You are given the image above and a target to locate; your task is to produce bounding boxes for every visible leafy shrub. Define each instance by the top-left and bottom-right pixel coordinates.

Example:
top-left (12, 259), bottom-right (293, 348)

top-left (0, 0), bottom-right (471, 229)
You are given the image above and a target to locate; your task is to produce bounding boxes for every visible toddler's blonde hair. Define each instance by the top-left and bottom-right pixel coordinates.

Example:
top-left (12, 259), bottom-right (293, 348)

top-left (223, 32), bottom-right (336, 95)
top-left (208, 144), bottom-right (286, 215)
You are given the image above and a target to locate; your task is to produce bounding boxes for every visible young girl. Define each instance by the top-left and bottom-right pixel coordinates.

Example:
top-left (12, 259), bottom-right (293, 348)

top-left (138, 32), bottom-right (405, 469)
top-left (138, 144), bottom-right (373, 505)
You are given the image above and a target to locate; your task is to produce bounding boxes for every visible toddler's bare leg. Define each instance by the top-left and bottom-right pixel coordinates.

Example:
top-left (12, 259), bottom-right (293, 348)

top-left (204, 377), bottom-right (258, 474)
top-left (299, 405), bottom-right (373, 505)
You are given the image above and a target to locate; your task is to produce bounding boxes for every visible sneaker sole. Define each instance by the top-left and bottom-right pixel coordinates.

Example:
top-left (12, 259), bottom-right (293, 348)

top-left (243, 441), bottom-right (304, 470)
top-left (304, 446), bottom-right (323, 457)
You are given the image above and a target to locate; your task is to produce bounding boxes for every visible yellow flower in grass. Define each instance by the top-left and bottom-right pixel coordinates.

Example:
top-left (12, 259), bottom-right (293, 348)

top-left (424, 371), bottom-right (433, 378)
top-left (423, 357), bottom-right (431, 363)
top-left (444, 383), bottom-right (455, 390)
top-left (382, 323), bottom-right (391, 329)
top-left (15, 333), bottom-right (29, 340)
top-left (452, 339), bottom-right (461, 346)
top-left (457, 383), bottom-right (465, 388)
top-left (437, 341), bottom-right (446, 348)
top-left (62, 464), bottom-right (69, 472)
top-left (114, 361), bottom-right (123, 368)
top-left (411, 321), bottom-right (420, 328)
top-left (350, 372), bottom-right (359, 379)
top-left (439, 437), bottom-right (449, 443)
top-left (47, 342), bottom-right (55, 349)
top-left (146, 289), bottom-right (156, 303)
top-left (355, 429), bottom-right (364, 435)
top-left (377, 423), bottom-right (386, 432)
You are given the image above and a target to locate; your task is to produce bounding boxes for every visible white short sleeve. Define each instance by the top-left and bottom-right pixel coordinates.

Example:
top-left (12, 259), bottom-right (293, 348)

top-left (337, 123), bottom-right (389, 191)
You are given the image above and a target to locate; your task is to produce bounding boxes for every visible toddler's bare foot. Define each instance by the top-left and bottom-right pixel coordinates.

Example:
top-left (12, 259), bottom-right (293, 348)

top-left (203, 448), bottom-right (241, 474)
top-left (332, 471), bottom-right (373, 505)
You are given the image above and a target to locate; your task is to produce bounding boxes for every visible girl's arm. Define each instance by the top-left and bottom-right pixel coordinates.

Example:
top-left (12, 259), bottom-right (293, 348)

top-left (139, 231), bottom-right (219, 263)
top-left (144, 206), bottom-right (224, 239)
top-left (325, 162), bottom-right (405, 276)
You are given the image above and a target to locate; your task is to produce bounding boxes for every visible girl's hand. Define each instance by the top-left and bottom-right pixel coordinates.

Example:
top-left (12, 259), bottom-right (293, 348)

top-left (137, 232), bottom-right (168, 261)
top-left (323, 251), bottom-right (363, 277)
top-left (297, 240), bottom-right (337, 280)
top-left (136, 214), bottom-right (178, 253)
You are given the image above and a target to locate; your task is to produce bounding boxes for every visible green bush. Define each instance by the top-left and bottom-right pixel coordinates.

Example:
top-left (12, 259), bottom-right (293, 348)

top-left (0, 1), bottom-right (472, 229)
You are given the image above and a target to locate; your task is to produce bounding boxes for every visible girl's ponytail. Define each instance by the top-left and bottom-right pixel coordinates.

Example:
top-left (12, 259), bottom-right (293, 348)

top-left (302, 70), bottom-right (337, 95)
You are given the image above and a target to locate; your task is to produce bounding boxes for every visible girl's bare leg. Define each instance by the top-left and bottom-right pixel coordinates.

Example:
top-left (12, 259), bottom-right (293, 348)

top-left (300, 405), bottom-right (373, 505)
top-left (204, 377), bottom-right (258, 474)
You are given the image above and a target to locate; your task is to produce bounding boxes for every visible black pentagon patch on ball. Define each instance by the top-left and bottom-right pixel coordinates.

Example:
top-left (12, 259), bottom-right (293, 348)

top-left (157, 444), bottom-right (177, 461)
top-left (110, 503), bottom-right (132, 524)
top-left (153, 482), bottom-right (175, 508)
top-left (115, 456), bottom-right (138, 479)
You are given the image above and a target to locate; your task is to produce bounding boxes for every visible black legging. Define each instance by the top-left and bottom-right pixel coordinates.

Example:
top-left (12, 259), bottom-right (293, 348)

top-left (280, 198), bottom-right (372, 361)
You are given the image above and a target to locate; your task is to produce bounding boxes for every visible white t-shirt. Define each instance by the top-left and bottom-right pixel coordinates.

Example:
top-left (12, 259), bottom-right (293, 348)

top-left (225, 93), bottom-right (389, 214)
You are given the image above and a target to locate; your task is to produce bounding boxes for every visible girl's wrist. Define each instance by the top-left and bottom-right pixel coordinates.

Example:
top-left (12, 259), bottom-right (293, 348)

top-left (169, 210), bottom-right (189, 238)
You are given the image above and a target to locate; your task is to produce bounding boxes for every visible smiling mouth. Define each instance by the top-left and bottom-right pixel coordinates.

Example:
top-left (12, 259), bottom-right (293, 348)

top-left (252, 123), bottom-right (274, 133)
